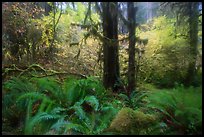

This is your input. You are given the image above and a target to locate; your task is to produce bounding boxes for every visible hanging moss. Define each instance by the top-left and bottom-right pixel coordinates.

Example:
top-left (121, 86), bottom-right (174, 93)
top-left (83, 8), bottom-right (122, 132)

top-left (108, 107), bottom-right (156, 135)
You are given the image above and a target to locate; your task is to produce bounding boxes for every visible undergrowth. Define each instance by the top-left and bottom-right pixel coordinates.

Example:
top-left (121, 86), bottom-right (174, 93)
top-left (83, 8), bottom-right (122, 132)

top-left (2, 76), bottom-right (202, 135)
top-left (146, 85), bottom-right (202, 135)
top-left (2, 76), bottom-right (117, 135)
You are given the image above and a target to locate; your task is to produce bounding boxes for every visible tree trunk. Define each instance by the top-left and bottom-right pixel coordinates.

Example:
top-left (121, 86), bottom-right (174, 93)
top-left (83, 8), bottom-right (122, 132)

top-left (49, 2), bottom-right (56, 60)
top-left (127, 2), bottom-right (136, 94)
top-left (32, 43), bottom-right (36, 63)
top-left (45, 2), bottom-right (52, 16)
top-left (185, 2), bottom-right (199, 86)
top-left (102, 2), bottom-right (120, 91)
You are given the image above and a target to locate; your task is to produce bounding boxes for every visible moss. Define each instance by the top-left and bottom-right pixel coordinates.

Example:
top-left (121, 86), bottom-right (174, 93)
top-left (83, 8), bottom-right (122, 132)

top-left (108, 107), bottom-right (156, 135)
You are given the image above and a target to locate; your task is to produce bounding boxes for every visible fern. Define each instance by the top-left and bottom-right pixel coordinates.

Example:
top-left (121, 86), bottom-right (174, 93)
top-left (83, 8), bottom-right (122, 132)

top-left (84, 96), bottom-right (99, 111)
top-left (4, 77), bottom-right (36, 93)
top-left (70, 101), bottom-right (87, 121)
top-left (50, 118), bottom-right (70, 134)
top-left (24, 107), bottom-right (66, 135)
top-left (66, 96), bottom-right (118, 135)
top-left (3, 76), bottom-right (110, 135)
top-left (2, 77), bottom-right (36, 127)
top-left (63, 77), bottom-right (83, 106)
top-left (33, 77), bottom-right (66, 106)
top-left (63, 77), bottom-right (106, 106)
top-left (17, 92), bottom-right (52, 103)
top-left (24, 99), bottom-right (33, 135)
top-left (146, 86), bottom-right (202, 134)
top-left (16, 91), bottom-right (63, 134)
top-left (64, 123), bottom-right (86, 134)
top-left (118, 91), bottom-right (148, 109)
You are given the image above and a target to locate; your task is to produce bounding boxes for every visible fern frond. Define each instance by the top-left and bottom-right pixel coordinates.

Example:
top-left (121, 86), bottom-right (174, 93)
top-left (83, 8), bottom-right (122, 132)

top-left (146, 86), bottom-right (202, 134)
top-left (17, 92), bottom-right (53, 104)
top-left (24, 107), bottom-right (66, 135)
top-left (64, 123), bottom-right (85, 134)
top-left (24, 100), bottom-right (34, 135)
top-left (51, 118), bottom-right (70, 131)
top-left (37, 112), bottom-right (61, 121)
top-left (4, 77), bottom-right (36, 93)
top-left (84, 96), bottom-right (99, 111)
top-left (34, 77), bottom-right (65, 103)
top-left (118, 93), bottom-right (129, 101)
top-left (70, 101), bottom-right (87, 120)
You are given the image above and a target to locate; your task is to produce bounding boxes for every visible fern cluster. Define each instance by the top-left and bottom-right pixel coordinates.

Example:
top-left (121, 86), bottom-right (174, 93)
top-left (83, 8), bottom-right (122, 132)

top-left (3, 76), bottom-right (115, 135)
top-left (3, 77), bottom-right (36, 128)
top-left (146, 85), bottom-right (202, 135)
top-left (3, 76), bottom-right (202, 135)
top-left (118, 90), bottom-right (148, 109)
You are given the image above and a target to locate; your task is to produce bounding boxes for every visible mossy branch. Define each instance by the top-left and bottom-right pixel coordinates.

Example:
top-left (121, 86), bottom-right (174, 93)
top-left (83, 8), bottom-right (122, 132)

top-left (2, 64), bottom-right (86, 79)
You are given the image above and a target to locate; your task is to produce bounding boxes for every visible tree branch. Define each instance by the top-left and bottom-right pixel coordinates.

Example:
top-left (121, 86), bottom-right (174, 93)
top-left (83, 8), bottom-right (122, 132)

top-left (84, 2), bottom-right (91, 25)
top-left (118, 6), bottom-right (129, 26)
top-left (50, 2), bottom-right (63, 51)
top-left (95, 2), bottom-right (102, 16)
top-left (2, 64), bottom-right (87, 79)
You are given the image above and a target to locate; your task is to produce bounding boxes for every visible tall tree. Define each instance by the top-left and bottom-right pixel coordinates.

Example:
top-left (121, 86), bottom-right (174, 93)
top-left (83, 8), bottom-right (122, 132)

top-left (185, 2), bottom-right (199, 86)
top-left (101, 2), bottom-right (120, 90)
top-left (127, 2), bottom-right (137, 94)
top-left (160, 2), bottom-right (200, 86)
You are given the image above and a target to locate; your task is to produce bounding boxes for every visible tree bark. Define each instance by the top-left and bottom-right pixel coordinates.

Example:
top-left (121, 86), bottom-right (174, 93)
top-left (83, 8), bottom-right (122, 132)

top-left (127, 2), bottom-right (136, 94)
top-left (185, 2), bottom-right (199, 86)
top-left (102, 2), bottom-right (120, 90)
top-left (45, 2), bottom-right (52, 16)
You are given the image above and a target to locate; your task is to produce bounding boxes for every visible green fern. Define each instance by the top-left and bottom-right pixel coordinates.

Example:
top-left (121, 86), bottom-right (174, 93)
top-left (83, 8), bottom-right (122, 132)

top-left (118, 91), bottom-right (148, 109)
top-left (24, 107), bottom-right (66, 135)
top-left (70, 101), bottom-right (87, 121)
top-left (3, 77), bottom-right (36, 127)
top-left (24, 99), bottom-right (33, 135)
top-left (33, 77), bottom-right (66, 106)
top-left (49, 118), bottom-right (70, 134)
top-left (63, 77), bottom-right (105, 106)
top-left (3, 76), bottom-right (110, 135)
top-left (4, 77), bottom-right (36, 93)
top-left (146, 86), bottom-right (202, 134)
top-left (66, 96), bottom-right (118, 135)
top-left (17, 92), bottom-right (52, 103)
top-left (84, 96), bottom-right (99, 111)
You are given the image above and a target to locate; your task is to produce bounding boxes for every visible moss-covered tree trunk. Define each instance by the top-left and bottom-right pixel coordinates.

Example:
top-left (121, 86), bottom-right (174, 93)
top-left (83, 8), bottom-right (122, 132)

top-left (127, 2), bottom-right (136, 93)
top-left (185, 2), bottom-right (199, 86)
top-left (102, 2), bottom-right (120, 90)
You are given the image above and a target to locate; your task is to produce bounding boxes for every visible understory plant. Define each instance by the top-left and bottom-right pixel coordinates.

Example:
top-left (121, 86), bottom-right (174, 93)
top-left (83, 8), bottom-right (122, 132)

top-left (2, 76), bottom-right (115, 135)
top-left (118, 90), bottom-right (148, 109)
top-left (47, 96), bottom-right (118, 135)
top-left (146, 85), bottom-right (202, 135)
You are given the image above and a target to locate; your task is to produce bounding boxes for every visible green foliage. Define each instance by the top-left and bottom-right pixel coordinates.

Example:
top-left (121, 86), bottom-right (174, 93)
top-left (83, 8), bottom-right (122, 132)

top-left (146, 86), bottom-right (202, 134)
top-left (2, 77), bottom-right (36, 127)
top-left (2, 2), bottom-right (45, 63)
top-left (2, 76), bottom-right (202, 135)
top-left (64, 76), bottom-right (105, 106)
top-left (118, 91), bottom-right (148, 109)
top-left (2, 76), bottom-right (108, 135)
top-left (136, 15), bottom-right (201, 87)
top-left (43, 95), bottom-right (118, 135)
top-left (33, 77), bottom-right (64, 105)
top-left (24, 107), bottom-right (66, 135)
top-left (64, 95), bottom-right (118, 135)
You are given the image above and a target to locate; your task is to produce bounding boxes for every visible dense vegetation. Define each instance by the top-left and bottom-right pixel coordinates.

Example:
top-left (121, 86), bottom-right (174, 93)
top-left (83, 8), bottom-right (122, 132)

top-left (2, 2), bottom-right (202, 135)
